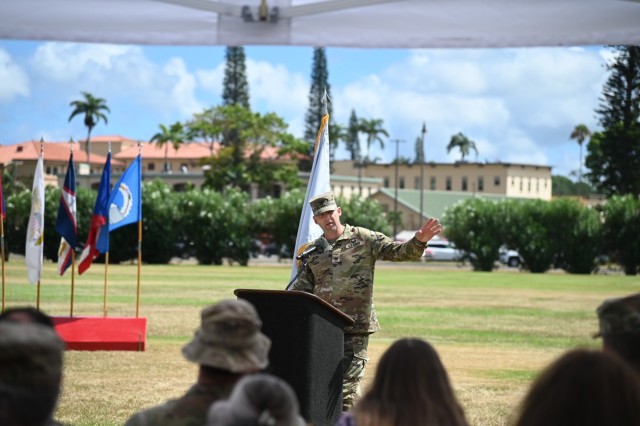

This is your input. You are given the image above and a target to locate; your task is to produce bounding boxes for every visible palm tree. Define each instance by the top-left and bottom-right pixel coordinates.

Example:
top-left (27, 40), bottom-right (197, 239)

top-left (68, 92), bottom-right (110, 177)
top-left (359, 118), bottom-right (389, 162)
top-left (569, 124), bottom-right (591, 188)
top-left (329, 122), bottom-right (348, 162)
top-left (150, 122), bottom-right (187, 173)
top-left (447, 132), bottom-right (478, 162)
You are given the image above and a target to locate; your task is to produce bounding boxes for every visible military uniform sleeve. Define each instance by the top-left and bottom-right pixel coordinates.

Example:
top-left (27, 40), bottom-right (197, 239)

top-left (361, 228), bottom-right (426, 261)
top-left (291, 262), bottom-right (314, 293)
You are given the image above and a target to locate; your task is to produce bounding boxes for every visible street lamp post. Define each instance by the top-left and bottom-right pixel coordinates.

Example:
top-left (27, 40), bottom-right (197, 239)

top-left (391, 139), bottom-right (404, 239)
top-left (419, 122), bottom-right (427, 222)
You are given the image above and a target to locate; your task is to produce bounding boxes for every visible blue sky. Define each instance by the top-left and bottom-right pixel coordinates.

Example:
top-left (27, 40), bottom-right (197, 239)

top-left (0, 41), bottom-right (611, 177)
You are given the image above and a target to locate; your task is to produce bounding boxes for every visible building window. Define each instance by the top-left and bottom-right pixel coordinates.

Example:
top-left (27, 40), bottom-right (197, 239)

top-left (446, 177), bottom-right (452, 191)
top-left (462, 176), bottom-right (468, 191)
top-left (46, 166), bottom-right (52, 174)
top-left (536, 178), bottom-right (539, 192)
top-left (519, 179), bottom-right (523, 191)
top-left (478, 177), bottom-right (484, 191)
top-left (430, 176), bottom-right (436, 190)
top-left (384, 177), bottom-right (390, 188)
top-left (494, 176), bottom-right (500, 186)
top-left (528, 179), bottom-right (531, 192)
top-left (414, 176), bottom-right (421, 189)
top-left (148, 163), bottom-right (155, 171)
top-left (512, 177), bottom-right (516, 186)
top-left (399, 177), bottom-right (405, 189)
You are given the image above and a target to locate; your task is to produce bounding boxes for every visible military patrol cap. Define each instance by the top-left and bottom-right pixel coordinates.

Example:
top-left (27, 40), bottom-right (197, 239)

top-left (310, 191), bottom-right (337, 216)
top-left (594, 293), bottom-right (640, 338)
top-left (182, 299), bottom-right (271, 373)
top-left (0, 322), bottom-right (65, 389)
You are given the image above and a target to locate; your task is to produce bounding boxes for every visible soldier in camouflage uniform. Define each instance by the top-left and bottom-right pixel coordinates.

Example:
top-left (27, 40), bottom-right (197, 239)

top-left (292, 191), bottom-right (442, 411)
top-left (594, 292), bottom-right (640, 375)
top-left (124, 299), bottom-right (271, 426)
top-left (0, 321), bottom-right (65, 426)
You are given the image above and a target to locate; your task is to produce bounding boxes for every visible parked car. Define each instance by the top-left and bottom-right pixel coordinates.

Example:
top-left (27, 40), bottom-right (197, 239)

top-left (421, 239), bottom-right (463, 261)
top-left (499, 246), bottom-right (523, 267)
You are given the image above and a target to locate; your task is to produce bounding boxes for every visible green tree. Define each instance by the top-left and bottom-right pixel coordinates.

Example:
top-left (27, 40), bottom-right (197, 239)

top-left (443, 198), bottom-right (504, 271)
top-left (569, 124), bottom-right (591, 191)
top-left (586, 46), bottom-right (640, 196)
top-left (345, 109), bottom-right (361, 161)
top-left (552, 175), bottom-right (593, 196)
top-left (359, 118), bottom-right (388, 162)
top-left (68, 92), bottom-right (110, 175)
top-left (198, 105), bottom-right (302, 192)
top-left (328, 123), bottom-right (348, 162)
top-left (304, 48), bottom-right (332, 144)
top-left (601, 195), bottom-right (640, 275)
top-left (447, 132), bottom-right (478, 162)
top-left (149, 122), bottom-right (187, 173)
top-left (222, 46), bottom-right (250, 109)
top-left (184, 107), bottom-right (223, 154)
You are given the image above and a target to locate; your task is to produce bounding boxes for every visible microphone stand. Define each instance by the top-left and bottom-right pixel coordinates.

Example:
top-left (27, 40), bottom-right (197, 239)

top-left (285, 256), bottom-right (311, 290)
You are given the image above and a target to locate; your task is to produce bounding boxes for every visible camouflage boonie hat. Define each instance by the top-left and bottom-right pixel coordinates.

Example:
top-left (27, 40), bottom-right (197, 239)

top-left (182, 299), bottom-right (271, 373)
top-left (0, 322), bottom-right (65, 389)
top-left (594, 293), bottom-right (640, 338)
top-left (310, 191), bottom-right (337, 216)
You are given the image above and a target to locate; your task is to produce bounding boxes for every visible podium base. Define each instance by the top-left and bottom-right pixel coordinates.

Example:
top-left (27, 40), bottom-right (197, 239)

top-left (53, 316), bottom-right (147, 351)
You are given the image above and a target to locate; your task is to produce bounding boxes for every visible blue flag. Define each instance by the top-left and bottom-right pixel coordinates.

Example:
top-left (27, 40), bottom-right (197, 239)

top-left (95, 155), bottom-right (141, 254)
top-left (55, 153), bottom-right (77, 275)
top-left (79, 153), bottom-right (111, 274)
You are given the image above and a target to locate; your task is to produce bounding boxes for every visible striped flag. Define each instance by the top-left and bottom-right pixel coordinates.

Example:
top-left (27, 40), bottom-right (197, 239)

top-left (290, 111), bottom-right (332, 280)
top-left (78, 153), bottom-right (111, 275)
top-left (55, 153), bottom-right (77, 275)
top-left (25, 155), bottom-right (45, 284)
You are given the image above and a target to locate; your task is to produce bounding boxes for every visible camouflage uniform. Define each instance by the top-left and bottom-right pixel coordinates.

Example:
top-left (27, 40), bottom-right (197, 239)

top-left (124, 382), bottom-right (235, 426)
top-left (124, 299), bottom-right (271, 426)
top-left (293, 224), bottom-right (426, 410)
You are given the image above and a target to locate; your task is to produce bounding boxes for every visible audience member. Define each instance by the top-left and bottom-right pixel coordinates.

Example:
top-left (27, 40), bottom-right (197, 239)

top-left (338, 337), bottom-right (468, 426)
top-left (0, 322), bottom-right (65, 426)
top-left (207, 373), bottom-right (306, 426)
top-left (512, 348), bottom-right (640, 426)
top-left (594, 292), bottom-right (640, 375)
top-left (124, 299), bottom-right (271, 426)
top-left (0, 306), bottom-right (56, 328)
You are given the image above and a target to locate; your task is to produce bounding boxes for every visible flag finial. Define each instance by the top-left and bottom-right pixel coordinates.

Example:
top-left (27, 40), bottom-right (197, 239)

top-left (321, 87), bottom-right (331, 116)
top-left (69, 137), bottom-right (75, 152)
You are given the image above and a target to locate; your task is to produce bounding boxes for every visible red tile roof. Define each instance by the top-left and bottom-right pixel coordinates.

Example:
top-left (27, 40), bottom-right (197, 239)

top-left (0, 141), bottom-right (118, 165)
top-left (115, 141), bottom-right (217, 160)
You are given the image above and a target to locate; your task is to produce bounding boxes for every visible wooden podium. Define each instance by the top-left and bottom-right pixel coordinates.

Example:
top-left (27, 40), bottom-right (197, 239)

top-left (235, 289), bottom-right (354, 426)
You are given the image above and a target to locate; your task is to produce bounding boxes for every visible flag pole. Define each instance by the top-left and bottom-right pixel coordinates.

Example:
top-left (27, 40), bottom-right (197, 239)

top-left (135, 142), bottom-right (142, 318)
top-left (69, 139), bottom-right (76, 317)
top-left (36, 139), bottom-right (44, 311)
top-left (103, 142), bottom-right (112, 318)
top-left (1, 212), bottom-right (5, 312)
top-left (103, 252), bottom-right (109, 317)
top-left (70, 251), bottom-right (75, 317)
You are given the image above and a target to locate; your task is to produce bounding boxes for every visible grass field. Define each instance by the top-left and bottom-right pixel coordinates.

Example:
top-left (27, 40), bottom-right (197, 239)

top-left (3, 259), bottom-right (639, 426)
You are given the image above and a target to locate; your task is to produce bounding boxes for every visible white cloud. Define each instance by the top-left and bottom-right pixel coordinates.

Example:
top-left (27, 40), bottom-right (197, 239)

top-left (330, 47), bottom-right (606, 175)
top-left (0, 49), bottom-right (29, 102)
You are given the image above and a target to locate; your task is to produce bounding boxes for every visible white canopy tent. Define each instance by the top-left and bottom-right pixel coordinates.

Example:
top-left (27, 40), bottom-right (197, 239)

top-left (1, 0), bottom-right (640, 48)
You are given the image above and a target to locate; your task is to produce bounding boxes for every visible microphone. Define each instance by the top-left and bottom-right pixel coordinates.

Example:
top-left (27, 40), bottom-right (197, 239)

top-left (296, 239), bottom-right (327, 260)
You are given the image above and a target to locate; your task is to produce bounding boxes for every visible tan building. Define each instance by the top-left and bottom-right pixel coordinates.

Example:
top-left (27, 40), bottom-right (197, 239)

top-left (0, 136), bottom-right (378, 200)
top-left (0, 140), bottom-right (125, 189)
top-left (332, 160), bottom-right (553, 201)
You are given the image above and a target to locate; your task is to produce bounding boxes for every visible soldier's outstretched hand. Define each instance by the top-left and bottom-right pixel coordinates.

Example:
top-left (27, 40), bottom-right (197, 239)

top-left (415, 217), bottom-right (442, 243)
